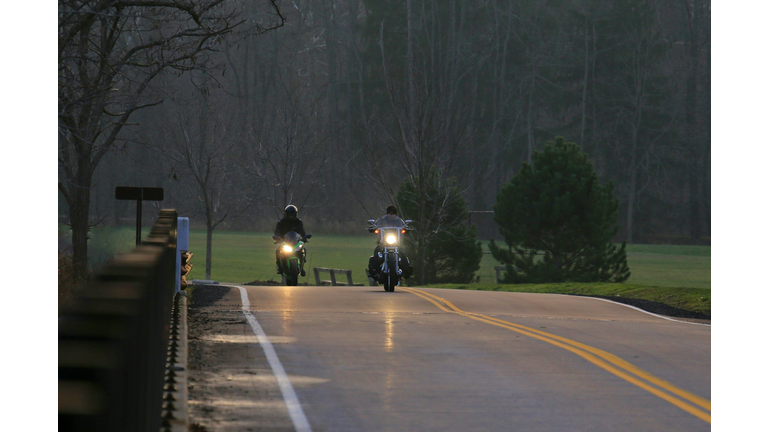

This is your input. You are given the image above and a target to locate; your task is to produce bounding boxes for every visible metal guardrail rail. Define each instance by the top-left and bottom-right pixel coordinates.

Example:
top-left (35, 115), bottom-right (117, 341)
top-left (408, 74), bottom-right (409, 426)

top-left (59, 210), bottom-right (179, 432)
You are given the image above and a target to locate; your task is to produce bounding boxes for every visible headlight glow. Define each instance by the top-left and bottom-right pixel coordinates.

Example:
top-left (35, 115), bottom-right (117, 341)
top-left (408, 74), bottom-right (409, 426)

top-left (385, 234), bottom-right (397, 245)
top-left (282, 245), bottom-right (293, 252)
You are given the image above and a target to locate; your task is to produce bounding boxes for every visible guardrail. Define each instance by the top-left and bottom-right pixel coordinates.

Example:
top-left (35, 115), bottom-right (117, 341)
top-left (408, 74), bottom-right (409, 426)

top-left (313, 267), bottom-right (363, 286)
top-left (160, 291), bottom-right (189, 431)
top-left (59, 210), bottom-right (178, 432)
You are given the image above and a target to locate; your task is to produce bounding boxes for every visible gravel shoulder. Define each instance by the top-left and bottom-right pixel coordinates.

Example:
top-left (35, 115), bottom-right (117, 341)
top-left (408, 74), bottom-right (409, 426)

top-left (186, 284), bottom-right (295, 432)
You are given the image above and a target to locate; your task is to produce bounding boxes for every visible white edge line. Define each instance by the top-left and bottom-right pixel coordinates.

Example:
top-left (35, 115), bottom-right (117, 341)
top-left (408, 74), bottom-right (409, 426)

top-left (235, 286), bottom-right (313, 432)
top-left (550, 293), bottom-right (711, 327)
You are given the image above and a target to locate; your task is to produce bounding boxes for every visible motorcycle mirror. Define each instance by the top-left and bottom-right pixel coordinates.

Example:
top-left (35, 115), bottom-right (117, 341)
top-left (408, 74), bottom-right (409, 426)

top-left (272, 235), bottom-right (281, 241)
top-left (405, 220), bottom-right (413, 224)
top-left (367, 219), bottom-right (375, 224)
top-left (305, 234), bottom-right (312, 239)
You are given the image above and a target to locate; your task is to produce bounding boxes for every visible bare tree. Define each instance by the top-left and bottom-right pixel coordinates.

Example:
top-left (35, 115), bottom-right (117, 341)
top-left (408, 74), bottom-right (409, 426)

top-left (244, 81), bottom-right (330, 219)
top-left (681, 0), bottom-right (710, 241)
top-left (58, 0), bottom-right (284, 278)
top-left (158, 77), bottom-right (249, 279)
top-left (598, 0), bottom-right (674, 243)
top-left (352, 0), bottom-right (478, 284)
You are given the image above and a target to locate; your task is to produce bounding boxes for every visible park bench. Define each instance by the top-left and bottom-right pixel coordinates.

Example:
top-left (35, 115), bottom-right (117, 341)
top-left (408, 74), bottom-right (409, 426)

top-left (495, 266), bottom-right (507, 283)
top-left (313, 267), bottom-right (364, 286)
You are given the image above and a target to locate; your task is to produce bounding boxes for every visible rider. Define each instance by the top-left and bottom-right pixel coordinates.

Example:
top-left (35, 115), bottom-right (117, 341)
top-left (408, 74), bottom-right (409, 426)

top-left (274, 205), bottom-right (308, 277)
top-left (367, 205), bottom-right (413, 280)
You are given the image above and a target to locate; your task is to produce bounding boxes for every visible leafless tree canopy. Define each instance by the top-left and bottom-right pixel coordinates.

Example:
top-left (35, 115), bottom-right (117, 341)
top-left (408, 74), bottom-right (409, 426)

top-left (58, 0), bottom-right (284, 277)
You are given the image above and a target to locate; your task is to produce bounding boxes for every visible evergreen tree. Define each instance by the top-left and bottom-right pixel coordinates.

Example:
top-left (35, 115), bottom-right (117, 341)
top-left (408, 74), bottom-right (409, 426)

top-left (489, 137), bottom-right (630, 283)
top-left (397, 171), bottom-right (483, 284)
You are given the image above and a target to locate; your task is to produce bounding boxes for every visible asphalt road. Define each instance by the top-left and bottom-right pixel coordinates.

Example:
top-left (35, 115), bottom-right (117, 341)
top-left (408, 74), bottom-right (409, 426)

top-left (187, 284), bottom-right (710, 432)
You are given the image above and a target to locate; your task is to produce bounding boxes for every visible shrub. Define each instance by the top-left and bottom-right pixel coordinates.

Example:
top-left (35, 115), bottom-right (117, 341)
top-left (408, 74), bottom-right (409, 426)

top-left (490, 137), bottom-right (630, 283)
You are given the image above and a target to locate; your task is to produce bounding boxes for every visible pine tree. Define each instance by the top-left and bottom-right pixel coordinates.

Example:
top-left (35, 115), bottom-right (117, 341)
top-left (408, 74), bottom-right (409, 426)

top-left (397, 171), bottom-right (483, 284)
top-left (489, 137), bottom-right (630, 283)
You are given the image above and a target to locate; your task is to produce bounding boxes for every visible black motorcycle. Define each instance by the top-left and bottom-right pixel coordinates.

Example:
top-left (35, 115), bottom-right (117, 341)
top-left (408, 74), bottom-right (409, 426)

top-left (273, 231), bottom-right (311, 286)
top-left (366, 219), bottom-right (412, 292)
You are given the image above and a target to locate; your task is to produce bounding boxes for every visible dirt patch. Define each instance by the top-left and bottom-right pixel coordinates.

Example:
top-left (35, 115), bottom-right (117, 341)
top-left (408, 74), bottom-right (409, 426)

top-left (186, 284), bottom-right (295, 432)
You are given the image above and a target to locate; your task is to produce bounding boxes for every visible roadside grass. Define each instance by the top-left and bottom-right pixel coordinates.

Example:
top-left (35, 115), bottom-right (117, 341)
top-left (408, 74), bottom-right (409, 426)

top-left (186, 231), bottom-right (375, 285)
top-left (474, 242), bottom-right (710, 290)
top-left (185, 232), bottom-right (710, 288)
top-left (77, 227), bottom-right (710, 317)
top-left (421, 282), bottom-right (711, 317)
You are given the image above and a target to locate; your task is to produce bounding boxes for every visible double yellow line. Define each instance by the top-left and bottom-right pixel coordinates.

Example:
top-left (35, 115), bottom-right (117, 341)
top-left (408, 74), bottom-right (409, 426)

top-left (401, 287), bottom-right (711, 423)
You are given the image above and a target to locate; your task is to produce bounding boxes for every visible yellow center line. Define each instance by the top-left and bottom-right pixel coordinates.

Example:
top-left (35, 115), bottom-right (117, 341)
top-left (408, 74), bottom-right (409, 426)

top-left (401, 287), bottom-right (711, 424)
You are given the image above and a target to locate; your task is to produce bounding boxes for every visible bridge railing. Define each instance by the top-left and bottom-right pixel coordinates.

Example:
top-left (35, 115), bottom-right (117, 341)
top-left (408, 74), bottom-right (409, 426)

top-left (59, 210), bottom-right (178, 432)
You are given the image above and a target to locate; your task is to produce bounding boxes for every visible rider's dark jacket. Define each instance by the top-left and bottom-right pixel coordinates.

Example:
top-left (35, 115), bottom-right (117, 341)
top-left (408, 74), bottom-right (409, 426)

top-left (274, 217), bottom-right (307, 239)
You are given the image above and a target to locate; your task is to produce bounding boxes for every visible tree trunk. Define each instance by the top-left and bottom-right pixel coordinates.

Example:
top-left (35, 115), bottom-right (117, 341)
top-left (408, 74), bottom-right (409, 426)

top-left (686, 0), bottom-right (702, 242)
top-left (580, 20), bottom-right (590, 146)
top-left (69, 178), bottom-right (92, 280)
top-left (526, 86), bottom-right (535, 165)
top-left (626, 142), bottom-right (638, 244)
top-left (206, 217), bottom-right (213, 280)
top-left (626, 90), bottom-right (644, 244)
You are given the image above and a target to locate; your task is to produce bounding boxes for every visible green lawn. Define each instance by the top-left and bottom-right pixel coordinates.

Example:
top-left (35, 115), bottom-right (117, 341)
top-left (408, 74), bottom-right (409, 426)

top-left (185, 230), bottom-right (710, 290)
top-left (70, 227), bottom-right (710, 316)
top-left (186, 231), bottom-right (378, 285)
top-left (620, 244), bottom-right (710, 289)
top-left (474, 242), bottom-right (710, 290)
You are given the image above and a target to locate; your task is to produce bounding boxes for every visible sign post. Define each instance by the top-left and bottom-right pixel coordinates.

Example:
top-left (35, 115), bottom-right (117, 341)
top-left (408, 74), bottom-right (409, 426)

top-left (176, 217), bottom-right (189, 293)
top-left (115, 187), bottom-right (164, 245)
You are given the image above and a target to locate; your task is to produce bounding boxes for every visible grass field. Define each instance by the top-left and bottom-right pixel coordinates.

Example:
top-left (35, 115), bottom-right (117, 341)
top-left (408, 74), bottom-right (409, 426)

top-left (184, 230), bottom-right (710, 290)
top-left (67, 227), bottom-right (709, 315)
top-left (186, 231), bottom-right (376, 285)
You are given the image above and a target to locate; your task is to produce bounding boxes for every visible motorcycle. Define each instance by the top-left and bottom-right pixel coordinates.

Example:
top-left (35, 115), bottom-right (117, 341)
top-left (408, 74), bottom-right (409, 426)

top-left (366, 219), bottom-right (412, 292)
top-left (273, 231), bottom-right (311, 286)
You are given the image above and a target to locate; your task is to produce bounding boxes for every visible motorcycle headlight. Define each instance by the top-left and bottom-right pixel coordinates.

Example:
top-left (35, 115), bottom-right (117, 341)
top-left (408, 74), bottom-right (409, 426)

top-left (282, 245), bottom-right (293, 253)
top-left (385, 234), bottom-right (397, 245)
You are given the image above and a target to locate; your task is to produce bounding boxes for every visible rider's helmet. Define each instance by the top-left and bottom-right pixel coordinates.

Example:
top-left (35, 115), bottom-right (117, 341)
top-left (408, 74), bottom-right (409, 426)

top-left (284, 205), bottom-right (298, 218)
top-left (386, 205), bottom-right (398, 215)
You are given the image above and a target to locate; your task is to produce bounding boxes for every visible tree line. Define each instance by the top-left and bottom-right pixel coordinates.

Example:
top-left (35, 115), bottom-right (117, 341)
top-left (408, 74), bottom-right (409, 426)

top-left (59, 0), bottom-right (710, 279)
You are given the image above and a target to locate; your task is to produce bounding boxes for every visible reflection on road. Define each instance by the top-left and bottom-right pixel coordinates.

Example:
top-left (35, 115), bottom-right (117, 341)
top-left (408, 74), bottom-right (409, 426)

top-left (383, 313), bottom-right (396, 413)
top-left (384, 315), bottom-right (394, 352)
top-left (282, 286), bottom-right (293, 335)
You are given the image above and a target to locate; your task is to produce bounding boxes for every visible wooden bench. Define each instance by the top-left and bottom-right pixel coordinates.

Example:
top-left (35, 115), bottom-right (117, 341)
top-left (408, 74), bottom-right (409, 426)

top-left (495, 266), bottom-right (507, 283)
top-left (313, 267), bottom-right (364, 286)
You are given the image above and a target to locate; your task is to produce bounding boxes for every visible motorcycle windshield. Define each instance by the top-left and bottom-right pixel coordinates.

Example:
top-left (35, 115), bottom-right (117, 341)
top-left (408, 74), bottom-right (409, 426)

top-left (284, 231), bottom-right (301, 245)
top-left (374, 215), bottom-right (404, 228)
